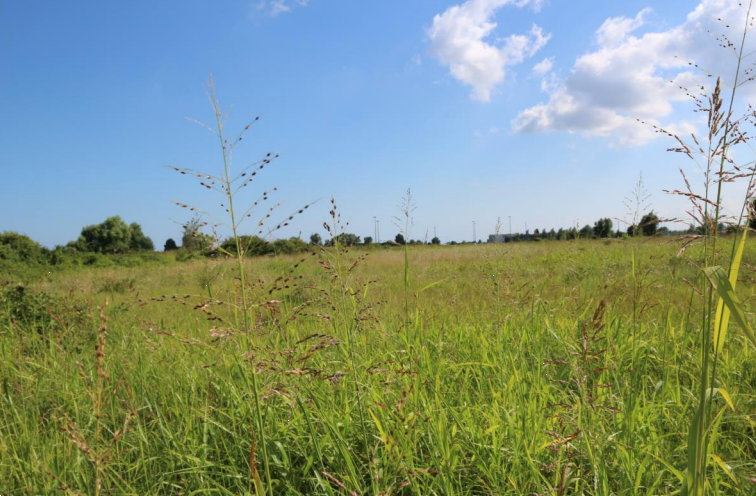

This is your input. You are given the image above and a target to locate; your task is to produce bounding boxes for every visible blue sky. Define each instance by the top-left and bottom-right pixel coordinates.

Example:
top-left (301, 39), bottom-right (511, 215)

top-left (1, 0), bottom-right (750, 246)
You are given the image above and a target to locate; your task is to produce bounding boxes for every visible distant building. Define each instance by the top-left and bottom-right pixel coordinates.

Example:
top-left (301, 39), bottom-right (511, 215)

top-left (488, 234), bottom-right (507, 243)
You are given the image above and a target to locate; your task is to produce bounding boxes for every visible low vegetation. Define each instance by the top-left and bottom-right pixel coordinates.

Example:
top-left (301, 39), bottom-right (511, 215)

top-left (2, 239), bottom-right (755, 495)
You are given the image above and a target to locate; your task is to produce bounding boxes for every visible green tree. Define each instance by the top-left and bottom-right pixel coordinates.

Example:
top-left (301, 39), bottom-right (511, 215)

top-left (593, 218), bottom-right (613, 238)
top-left (0, 232), bottom-right (49, 265)
top-left (221, 235), bottom-right (271, 257)
top-left (431, 236), bottom-right (441, 245)
top-left (579, 224), bottom-right (594, 238)
top-left (272, 237), bottom-right (309, 254)
top-left (130, 223), bottom-right (155, 251)
top-left (182, 217), bottom-right (213, 252)
top-left (333, 233), bottom-right (361, 246)
top-left (395, 233), bottom-right (406, 245)
top-left (309, 233), bottom-right (322, 245)
top-left (71, 216), bottom-right (154, 253)
top-left (164, 238), bottom-right (178, 251)
top-left (363, 236), bottom-right (373, 245)
top-left (640, 211), bottom-right (660, 236)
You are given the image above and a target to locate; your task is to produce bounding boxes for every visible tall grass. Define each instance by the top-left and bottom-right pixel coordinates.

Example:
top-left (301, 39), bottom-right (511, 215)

top-left (656, 3), bottom-right (756, 493)
top-left (4, 239), bottom-right (756, 493)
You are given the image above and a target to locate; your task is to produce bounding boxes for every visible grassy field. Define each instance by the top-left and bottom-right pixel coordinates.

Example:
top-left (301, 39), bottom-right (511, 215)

top-left (2, 238), bottom-right (756, 495)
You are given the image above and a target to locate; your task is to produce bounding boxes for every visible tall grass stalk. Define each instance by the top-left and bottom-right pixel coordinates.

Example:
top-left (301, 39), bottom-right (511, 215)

top-left (206, 78), bottom-right (271, 495)
top-left (169, 74), bottom-right (314, 493)
top-left (662, 5), bottom-right (756, 493)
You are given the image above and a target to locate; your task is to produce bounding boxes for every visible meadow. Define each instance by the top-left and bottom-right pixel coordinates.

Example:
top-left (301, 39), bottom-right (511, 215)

top-left (2, 238), bottom-right (756, 495)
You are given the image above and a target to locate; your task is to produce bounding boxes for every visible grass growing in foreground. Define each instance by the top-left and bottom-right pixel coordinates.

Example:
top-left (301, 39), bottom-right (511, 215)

top-left (2, 239), bottom-right (756, 495)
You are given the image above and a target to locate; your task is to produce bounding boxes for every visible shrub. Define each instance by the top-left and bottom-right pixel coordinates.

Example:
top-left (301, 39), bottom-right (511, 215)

top-left (271, 237), bottom-right (309, 255)
top-left (0, 232), bottom-right (49, 265)
top-left (164, 238), bottom-right (178, 251)
top-left (69, 216), bottom-right (154, 254)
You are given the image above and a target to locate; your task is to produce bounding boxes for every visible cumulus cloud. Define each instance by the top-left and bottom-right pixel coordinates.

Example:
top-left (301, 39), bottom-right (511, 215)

top-left (513, 0), bottom-right (752, 147)
top-left (427, 0), bottom-right (551, 102)
top-left (532, 56), bottom-right (553, 75)
top-left (595, 7), bottom-right (651, 47)
top-left (252, 0), bottom-right (310, 17)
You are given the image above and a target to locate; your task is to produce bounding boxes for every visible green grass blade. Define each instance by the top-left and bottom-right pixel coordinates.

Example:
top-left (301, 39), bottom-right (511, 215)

top-left (703, 265), bottom-right (756, 351)
top-left (713, 228), bottom-right (748, 353)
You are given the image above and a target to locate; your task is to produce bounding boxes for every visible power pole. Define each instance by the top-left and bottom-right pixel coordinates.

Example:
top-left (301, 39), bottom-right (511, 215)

top-left (373, 216), bottom-right (377, 241)
top-left (377, 220), bottom-right (380, 243)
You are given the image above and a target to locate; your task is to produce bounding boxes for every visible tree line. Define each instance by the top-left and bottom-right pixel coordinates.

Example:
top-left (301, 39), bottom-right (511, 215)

top-left (0, 209), bottom-right (703, 271)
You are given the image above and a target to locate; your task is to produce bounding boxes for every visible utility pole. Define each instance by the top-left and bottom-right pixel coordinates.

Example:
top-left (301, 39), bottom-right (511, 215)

top-left (373, 216), bottom-right (377, 241)
top-left (472, 221), bottom-right (476, 243)
top-left (377, 220), bottom-right (380, 243)
top-left (508, 215), bottom-right (512, 235)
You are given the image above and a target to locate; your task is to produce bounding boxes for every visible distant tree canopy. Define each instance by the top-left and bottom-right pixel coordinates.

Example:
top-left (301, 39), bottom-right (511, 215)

top-left (220, 235), bottom-right (272, 257)
top-left (0, 232), bottom-right (49, 265)
top-left (640, 211), bottom-right (659, 236)
top-left (272, 237), bottom-right (310, 254)
top-left (395, 233), bottom-right (406, 245)
top-left (363, 236), bottom-right (373, 245)
top-left (309, 233), bottom-right (322, 246)
top-left (593, 218), bottom-right (613, 238)
top-left (219, 235), bottom-right (309, 257)
top-left (332, 233), bottom-right (361, 247)
top-left (182, 217), bottom-right (213, 253)
top-left (579, 224), bottom-right (594, 238)
top-left (164, 238), bottom-right (178, 251)
top-left (431, 236), bottom-right (441, 245)
top-left (68, 216), bottom-right (154, 254)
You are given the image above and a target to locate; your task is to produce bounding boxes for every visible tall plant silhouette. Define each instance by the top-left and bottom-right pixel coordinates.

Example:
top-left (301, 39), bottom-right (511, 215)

top-left (168, 75), bottom-right (312, 494)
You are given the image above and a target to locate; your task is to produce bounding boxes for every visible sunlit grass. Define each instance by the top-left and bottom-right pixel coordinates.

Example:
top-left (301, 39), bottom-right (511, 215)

top-left (3, 239), bottom-right (756, 494)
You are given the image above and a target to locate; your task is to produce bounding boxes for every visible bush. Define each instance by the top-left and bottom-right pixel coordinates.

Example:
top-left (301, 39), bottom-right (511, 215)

top-left (164, 238), bottom-right (178, 251)
top-left (221, 235), bottom-right (273, 257)
top-left (0, 232), bottom-right (49, 265)
top-left (68, 216), bottom-right (154, 254)
top-left (271, 237), bottom-right (310, 255)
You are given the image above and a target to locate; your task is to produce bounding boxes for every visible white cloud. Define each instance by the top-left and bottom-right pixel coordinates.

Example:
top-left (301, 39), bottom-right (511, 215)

top-left (427, 0), bottom-right (550, 102)
top-left (532, 56), bottom-right (553, 75)
top-left (252, 0), bottom-right (310, 17)
top-left (595, 7), bottom-right (651, 47)
top-left (513, 0), bottom-right (752, 147)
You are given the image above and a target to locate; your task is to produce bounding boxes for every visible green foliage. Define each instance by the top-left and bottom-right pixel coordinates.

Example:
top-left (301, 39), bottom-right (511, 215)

top-left (69, 216), bottom-right (154, 254)
top-left (332, 233), bottom-right (361, 247)
top-left (0, 232), bottom-right (49, 265)
top-left (309, 233), bottom-right (322, 246)
top-left (181, 217), bottom-right (213, 253)
top-left (431, 236), bottom-right (441, 245)
top-left (271, 237), bottom-right (309, 255)
top-left (221, 235), bottom-right (272, 257)
top-left (593, 217), bottom-right (613, 238)
top-left (5, 240), bottom-right (756, 494)
top-left (164, 238), bottom-right (178, 251)
top-left (579, 224), bottom-right (594, 238)
top-left (640, 211), bottom-right (660, 236)
top-left (394, 233), bottom-right (406, 245)
top-left (218, 236), bottom-right (310, 257)
top-left (363, 236), bottom-right (373, 245)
